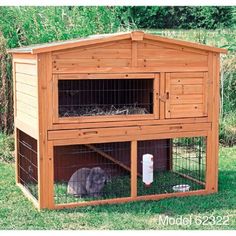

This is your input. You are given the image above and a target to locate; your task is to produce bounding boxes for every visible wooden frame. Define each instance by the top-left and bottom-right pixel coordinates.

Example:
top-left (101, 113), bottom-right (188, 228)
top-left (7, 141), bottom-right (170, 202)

top-left (46, 131), bottom-right (208, 210)
top-left (9, 31), bottom-right (226, 210)
top-left (165, 72), bottom-right (208, 119)
top-left (52, 73), bottom-right (158, 124)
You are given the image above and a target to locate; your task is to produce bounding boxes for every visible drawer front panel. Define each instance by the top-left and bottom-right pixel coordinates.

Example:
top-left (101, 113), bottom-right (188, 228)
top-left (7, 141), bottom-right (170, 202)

top-left (48, 123), bottom-right (211, 141)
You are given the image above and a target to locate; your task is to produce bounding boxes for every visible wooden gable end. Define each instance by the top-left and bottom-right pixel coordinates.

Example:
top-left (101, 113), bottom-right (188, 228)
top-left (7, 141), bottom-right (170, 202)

top-left (52, 39), bottom-right (132, 73)
top-left (51, 33), bottom-right (212, 74)
top-left (137, 39), bottom-right (208, 68)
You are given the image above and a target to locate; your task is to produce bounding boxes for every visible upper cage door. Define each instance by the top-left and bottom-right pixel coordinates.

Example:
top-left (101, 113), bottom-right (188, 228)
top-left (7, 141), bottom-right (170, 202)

top-left (165, 72), bottom-right (208, 119)
top-left (52, 73), bottom-right (160, 124)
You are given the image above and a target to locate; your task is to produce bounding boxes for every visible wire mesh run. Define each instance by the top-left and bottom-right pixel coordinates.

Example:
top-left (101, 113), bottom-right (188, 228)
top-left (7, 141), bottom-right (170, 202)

top-left (17, 130), bottom-right (38, 200)
top-left (137, 137), bottom-right (206, 196)
top-left (58, 79), bottom-right (154, 117)
top-left (53, 137), bottom-right (206, 205)
top-left (54, 142), bottom-right (131, 204)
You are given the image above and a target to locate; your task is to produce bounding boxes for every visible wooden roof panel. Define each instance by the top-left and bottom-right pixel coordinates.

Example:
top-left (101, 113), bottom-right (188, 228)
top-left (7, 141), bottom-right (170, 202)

top-left (8, 31), bottom-right (227, 54)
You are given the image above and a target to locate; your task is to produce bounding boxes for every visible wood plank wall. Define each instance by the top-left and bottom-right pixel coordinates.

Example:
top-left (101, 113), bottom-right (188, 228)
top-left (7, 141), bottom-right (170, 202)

top-left (13, 55), bottom-right (38, 138)
top-left (52, 38), bottom-right (208, 73)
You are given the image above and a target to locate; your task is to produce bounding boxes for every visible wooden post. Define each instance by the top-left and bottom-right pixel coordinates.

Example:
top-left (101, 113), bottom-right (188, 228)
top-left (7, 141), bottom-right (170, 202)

top-left (131, 140), bottom-right (137, 198)
top-left (131, 41), bottom-right (138, 67)
top-left (47, 141), bottom-right (54, 209)
top-left (154, 74), bottom-right (160, 119)
top-left (160, 72), bottom-right (165, 120)
top-left (206, 53), bottom-right (220, 193)
top-left (37, 52), bottom-right (52, 209)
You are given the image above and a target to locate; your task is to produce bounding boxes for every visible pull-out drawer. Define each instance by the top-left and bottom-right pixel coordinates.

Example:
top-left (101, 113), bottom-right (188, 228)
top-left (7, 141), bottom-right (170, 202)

top-left (48, 123), bottom-right (211, 141)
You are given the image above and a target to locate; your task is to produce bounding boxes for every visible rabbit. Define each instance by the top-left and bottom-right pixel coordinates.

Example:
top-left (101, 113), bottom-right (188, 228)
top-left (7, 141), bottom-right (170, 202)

top-left (67, 167), bottom-right (108, 198)
top-left (67, 167), bottom-right (91, 197)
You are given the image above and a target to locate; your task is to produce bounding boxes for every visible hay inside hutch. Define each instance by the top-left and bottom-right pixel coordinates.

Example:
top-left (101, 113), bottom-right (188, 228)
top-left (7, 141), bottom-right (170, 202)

top-left (9, 31), bottom-right (227, 210)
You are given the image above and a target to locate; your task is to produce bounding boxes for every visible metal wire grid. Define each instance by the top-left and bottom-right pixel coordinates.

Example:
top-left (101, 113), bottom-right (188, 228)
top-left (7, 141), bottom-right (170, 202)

top-left (58, 79), bottom-right (154, 117)
top-left (172, 137), bottom-right (206, 184)
top-left (18, 131), bottom-right (38, 200)
top-left (54, 137), bottom-right (206, 204)
top-left (137, 137), bottom-right (206, 196)
top-left (54, 142), bottom-right (131, 204)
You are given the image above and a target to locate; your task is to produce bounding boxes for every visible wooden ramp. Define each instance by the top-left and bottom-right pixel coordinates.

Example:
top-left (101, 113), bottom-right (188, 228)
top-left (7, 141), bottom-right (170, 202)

top-left (85, 144), bottom-right (142, 177)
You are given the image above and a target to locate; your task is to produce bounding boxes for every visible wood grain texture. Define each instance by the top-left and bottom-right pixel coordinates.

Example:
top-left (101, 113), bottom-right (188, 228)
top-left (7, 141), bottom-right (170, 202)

top-left (37, 52), bottom-right (52, 209)
top-left (165, 72), bottom-right (208, 119)
top-left (131, 141), bottom-right (138, 198)
top-left (207, 53), bottom-right (220, 193)
top-left (11, 31), bottom-right (224, 209)
top-left (14, 58), bottom-right (38, 134)
top-left (54, 189), bottom-right (208, 209)
top-left (51, 130), bottom-right (208, 147)
top-left (48, 123), bottom-right (211, 141)
top-left (52, 37), bottom-right (210, 73)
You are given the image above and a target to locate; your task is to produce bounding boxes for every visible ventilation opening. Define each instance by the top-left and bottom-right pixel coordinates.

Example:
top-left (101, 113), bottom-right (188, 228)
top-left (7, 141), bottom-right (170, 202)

top-left (58, 79), bottom-right (154, 117)
top-left (17, 130), bottom-right (38, 200)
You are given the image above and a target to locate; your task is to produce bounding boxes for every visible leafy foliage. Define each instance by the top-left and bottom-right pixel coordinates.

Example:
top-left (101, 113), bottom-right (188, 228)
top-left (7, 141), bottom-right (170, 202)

top-left (0, 34), bottom-right (13, 134)
top-left (120, 6), bottom-right (235, 30)
top-left (0, 6), bottom-right (236, 144)
top-left (0, 6), bottom-right (130, 48)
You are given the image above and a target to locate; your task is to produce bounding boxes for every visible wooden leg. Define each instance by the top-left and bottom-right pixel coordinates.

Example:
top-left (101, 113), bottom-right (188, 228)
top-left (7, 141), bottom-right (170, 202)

top-left (38, 140), bottom-right (47, 209)
top-left (47, 141), bottom-right (55, 209)
top-left (15, 128), bottom-right (20, 184)
top-left (206, 131), bottom-right (217, 193)
top-left (131, 140), bottom-right (137, 198)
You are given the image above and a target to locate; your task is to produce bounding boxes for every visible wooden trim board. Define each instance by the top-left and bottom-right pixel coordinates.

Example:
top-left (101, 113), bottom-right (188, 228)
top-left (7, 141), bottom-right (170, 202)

top-left (54, 189), bottom-right (209, 209)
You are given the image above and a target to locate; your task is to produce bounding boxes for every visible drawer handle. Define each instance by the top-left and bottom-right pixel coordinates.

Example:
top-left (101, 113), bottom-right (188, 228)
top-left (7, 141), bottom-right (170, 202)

top-left (169, 126), bottom-right (183, 130)
top-left (82, 131), bottom-right (98, 135)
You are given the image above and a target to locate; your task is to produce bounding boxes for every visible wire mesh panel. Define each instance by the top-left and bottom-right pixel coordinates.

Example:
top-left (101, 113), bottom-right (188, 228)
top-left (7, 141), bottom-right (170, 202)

top-left (54, 142), bottom-right (131, 204)
top-left (58, 79), bottom-right (154, 117)
top-left (137, 137), bottom-right (206, 196)
top-left (18, 130), bottom-right (38, 200)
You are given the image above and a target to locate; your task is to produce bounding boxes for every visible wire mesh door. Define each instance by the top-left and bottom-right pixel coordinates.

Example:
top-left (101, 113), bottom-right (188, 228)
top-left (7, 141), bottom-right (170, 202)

top-left (54, 142), bottom-right (131, 204)
top-left (57, 78), bottom-right (154, 118)
top-left (137, 137), bottom-right (206, 196)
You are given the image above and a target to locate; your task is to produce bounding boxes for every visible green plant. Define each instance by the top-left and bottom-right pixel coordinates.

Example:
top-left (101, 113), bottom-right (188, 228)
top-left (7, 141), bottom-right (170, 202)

top-left (0, 34), bottom-right (13, 134)
top-left (0, 132), bottom-right (14, 163)
top-left (220, 112), bottom-right (236, 146)
top-left (120, 6), bottom-right (235, 30)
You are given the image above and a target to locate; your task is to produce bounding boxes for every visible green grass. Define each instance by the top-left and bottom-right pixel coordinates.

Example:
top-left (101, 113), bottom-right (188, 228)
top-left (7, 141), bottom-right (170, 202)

top-left (0, 146), bottom-right (236, 229)
top-left (0, 133), bottom-right (14, 163)
top-left (220, 112), bottom-right (236, 146)
top-left (54, 172), bottom-right (203, 204)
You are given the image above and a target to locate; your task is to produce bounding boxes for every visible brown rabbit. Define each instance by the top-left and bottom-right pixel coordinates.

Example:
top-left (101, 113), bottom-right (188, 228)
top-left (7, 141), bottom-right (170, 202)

top-left (67, 167), bottom-right (108, 198)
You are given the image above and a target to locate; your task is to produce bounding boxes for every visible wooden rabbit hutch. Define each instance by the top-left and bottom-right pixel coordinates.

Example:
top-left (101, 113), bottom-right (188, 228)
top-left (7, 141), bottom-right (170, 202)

top-left (9, 31), bottom-right (227, 210)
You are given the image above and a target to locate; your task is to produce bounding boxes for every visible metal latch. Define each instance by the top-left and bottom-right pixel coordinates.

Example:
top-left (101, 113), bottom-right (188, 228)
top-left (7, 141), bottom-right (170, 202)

top-left (159, 92), bottom-right (169, 102)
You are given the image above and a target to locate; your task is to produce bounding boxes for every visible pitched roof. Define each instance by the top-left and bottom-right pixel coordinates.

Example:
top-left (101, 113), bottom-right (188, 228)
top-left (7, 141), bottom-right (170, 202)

top-left (8, 31), bottom-right (227, 54)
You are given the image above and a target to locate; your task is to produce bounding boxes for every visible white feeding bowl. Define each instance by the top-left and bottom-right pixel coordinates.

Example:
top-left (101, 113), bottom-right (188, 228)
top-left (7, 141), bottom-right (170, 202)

top-left (172, 184), bottom-right (190, 192)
